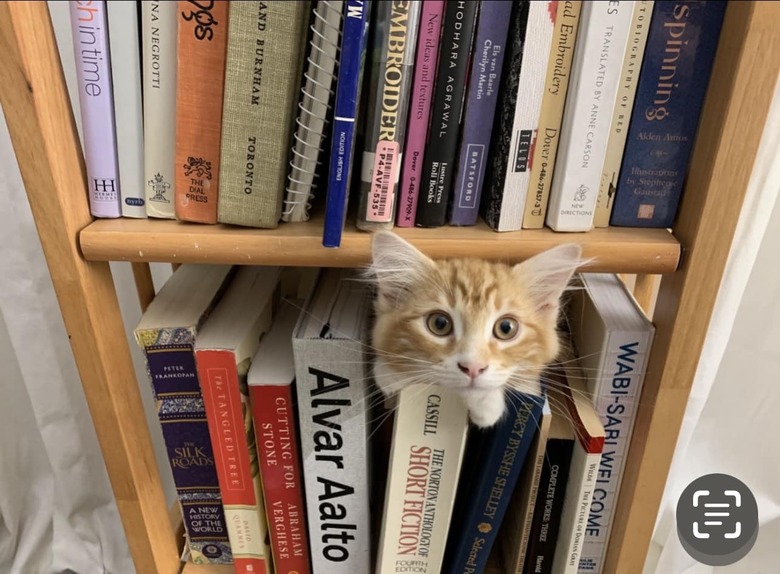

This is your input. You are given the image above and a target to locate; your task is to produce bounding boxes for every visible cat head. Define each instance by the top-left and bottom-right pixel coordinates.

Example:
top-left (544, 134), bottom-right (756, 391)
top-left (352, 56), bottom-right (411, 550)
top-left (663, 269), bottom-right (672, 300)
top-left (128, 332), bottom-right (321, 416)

top-left (368, 231), bottom-right (584, 427)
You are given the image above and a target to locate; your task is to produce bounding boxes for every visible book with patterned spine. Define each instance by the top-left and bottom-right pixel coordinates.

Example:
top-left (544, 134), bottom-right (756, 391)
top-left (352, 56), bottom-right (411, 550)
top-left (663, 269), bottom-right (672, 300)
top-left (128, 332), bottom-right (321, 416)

top-left (175, 0), bottom-right (229, 223)
top-left (106, 0), bottom-right (146, 217)
top-left (196, 265), bottom-right (282, 574)
top-left (218, 1), bottom-right (311, 228)
top-left (69, 0), bottom-right (122, 218)
top-left (142, 1), bottom-right (178, 218)
top-left (134, 264), bottom-right (236, 565)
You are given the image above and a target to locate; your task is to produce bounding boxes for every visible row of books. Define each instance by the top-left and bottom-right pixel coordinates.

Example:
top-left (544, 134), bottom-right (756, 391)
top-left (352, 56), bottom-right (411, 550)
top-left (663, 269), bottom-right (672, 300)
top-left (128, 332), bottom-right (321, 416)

top-left (135, 264), bottom-right (654, 574)
top-left (69, 1), bottom-right (725, 239)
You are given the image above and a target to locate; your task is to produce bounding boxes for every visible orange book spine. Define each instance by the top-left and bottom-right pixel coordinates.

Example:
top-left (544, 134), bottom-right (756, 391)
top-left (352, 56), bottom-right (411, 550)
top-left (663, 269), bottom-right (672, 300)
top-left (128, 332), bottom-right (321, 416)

top-left (175, 0), bottom-right (229, 223)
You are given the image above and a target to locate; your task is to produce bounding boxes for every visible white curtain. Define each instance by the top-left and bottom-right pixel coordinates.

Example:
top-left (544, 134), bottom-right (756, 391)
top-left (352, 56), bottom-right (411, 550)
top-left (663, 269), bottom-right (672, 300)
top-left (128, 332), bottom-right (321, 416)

top-left (0, 3), bottom-right (778, 574)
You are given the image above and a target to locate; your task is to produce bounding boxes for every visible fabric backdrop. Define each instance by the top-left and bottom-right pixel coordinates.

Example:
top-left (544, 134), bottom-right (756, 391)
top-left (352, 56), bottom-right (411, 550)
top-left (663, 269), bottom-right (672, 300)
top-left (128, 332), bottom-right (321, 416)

top-left (0, 3), bottom-right (777, 573)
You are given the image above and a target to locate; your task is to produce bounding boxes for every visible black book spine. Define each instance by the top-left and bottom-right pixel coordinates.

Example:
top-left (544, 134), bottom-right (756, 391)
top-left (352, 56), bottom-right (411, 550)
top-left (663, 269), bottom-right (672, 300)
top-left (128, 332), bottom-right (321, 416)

top-left (415, 0), bottom-right (478, 228)
top-left (523, 438), bottom-right (574, 574)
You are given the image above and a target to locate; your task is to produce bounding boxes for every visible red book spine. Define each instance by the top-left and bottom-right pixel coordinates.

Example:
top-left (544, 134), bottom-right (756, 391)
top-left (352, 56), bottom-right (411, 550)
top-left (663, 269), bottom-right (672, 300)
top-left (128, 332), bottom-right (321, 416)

top-left (197, 350), bottom-right (271, 574)
top-left (250, 384), bottom-right (312, 574)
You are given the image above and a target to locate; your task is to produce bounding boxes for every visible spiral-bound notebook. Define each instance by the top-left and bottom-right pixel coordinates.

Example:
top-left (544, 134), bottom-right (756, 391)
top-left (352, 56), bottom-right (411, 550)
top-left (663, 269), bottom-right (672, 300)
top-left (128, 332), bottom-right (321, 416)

top-left (282, 1), bottom-right (344, 223)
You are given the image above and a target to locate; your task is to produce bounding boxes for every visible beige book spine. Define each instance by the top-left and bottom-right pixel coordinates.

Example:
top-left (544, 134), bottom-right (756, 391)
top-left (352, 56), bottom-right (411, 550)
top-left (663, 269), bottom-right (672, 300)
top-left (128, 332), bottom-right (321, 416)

top-left (522, 1), bottom-right (582, 229)
top-left (375, 385), bottom-right (469, 574)
top-left (594, 1), bottom-right (654, 227)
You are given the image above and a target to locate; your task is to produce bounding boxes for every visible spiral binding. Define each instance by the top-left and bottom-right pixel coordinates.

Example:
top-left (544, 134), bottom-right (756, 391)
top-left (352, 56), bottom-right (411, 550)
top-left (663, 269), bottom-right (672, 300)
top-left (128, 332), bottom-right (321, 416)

top-left (282, 1), bottom-right (344, 222)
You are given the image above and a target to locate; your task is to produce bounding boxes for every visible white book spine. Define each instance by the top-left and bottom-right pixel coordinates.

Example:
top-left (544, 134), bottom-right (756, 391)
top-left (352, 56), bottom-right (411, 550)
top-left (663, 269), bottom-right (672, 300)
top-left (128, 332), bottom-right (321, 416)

top-left (551, 447), bottom-right (601, 574)
top-left (579, 329), bottom-right (653, 573)
top-left (545, 1), bottom-right (635, 232)
top-left (498, 0), bottom-right (557, 231)
top-left (293, 338), bottom-right (372, 574)
top-left (141, 0), bottom-right (176, 218)
top-left (375, 385), bottom-right (469, 574)
top-left (107, 0), bottom-right (146, 218)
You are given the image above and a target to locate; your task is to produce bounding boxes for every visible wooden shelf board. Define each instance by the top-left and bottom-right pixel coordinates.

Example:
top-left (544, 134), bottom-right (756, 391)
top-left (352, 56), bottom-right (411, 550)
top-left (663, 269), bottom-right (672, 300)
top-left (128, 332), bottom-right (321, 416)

top-left (79, 216), bottom-right (681, 273)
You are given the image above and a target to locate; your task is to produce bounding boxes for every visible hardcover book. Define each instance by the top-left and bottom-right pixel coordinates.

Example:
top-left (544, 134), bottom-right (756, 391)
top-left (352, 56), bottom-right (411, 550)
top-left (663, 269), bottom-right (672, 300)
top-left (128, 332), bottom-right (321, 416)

top-left (282, 0), bottom-right (344, 223)
top-left (69, 0), bottom-right (122, 218)
top-left (396, 0), bottom-right (445, 228)
top-left (106, 0), bottom-right (146, 218)
top-left (322, 0), bottom-right (372, 247)
top-left (594, 1), bottom-right (654, 227)
top-left (475, 1), bottom-right (555, 231)
top-left (522, 1), bottom-right (582, 229)
top-left (218, 1), bottom-right (310, 228)
top-left (567, 274), bottom-right (655, 574)
top-left (248, 302), bottom-right (312, 574)
top-left (375, 384), bottom-right (470, 574)
top-left (142, 0), bottom-right (177, 218)
top-left (415, 0), bottom-right (479, 228)
top-left (449, 0), bottom-right (514, 226)
top-left (545, 0), bottom-right (635, 232)
top-left (356, 0), bottom-right (422, 230)
top-left (134, 264), bottom-right (236, 564)
top-left (195, 265), bottom-right (282, 574)
top-left (175, 0), bottom-right (230, 224)
top-left (611, 0), bottom-right (727, 227)
top-left (292, 269), bottom-right (374, 573)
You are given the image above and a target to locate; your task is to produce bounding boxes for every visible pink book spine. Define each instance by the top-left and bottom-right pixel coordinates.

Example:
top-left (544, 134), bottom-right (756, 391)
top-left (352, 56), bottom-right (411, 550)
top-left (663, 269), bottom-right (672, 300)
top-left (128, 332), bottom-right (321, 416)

top-left (70, 0), bottom-right (121, 218)
top-left (396, 0), bottom-right (445, 227)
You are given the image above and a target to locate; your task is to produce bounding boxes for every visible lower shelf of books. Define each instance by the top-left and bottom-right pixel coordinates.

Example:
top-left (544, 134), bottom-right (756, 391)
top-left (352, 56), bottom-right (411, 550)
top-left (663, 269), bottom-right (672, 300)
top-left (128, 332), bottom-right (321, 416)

top-left (79, 215), bottom-right (681, 273)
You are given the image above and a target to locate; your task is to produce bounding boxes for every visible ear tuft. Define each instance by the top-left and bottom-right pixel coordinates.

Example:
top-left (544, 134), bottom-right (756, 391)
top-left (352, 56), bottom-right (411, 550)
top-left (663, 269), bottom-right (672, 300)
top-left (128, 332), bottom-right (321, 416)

top-left (514, 243), bottom-right (588, 316)
top-left (368, 231), bottom-right (435, 305)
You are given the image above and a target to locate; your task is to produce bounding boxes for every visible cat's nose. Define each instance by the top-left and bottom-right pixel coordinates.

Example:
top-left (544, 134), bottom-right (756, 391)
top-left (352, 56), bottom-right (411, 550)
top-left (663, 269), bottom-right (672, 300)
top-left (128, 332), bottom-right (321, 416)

top-left (457, 362), bottom-right (488, 379)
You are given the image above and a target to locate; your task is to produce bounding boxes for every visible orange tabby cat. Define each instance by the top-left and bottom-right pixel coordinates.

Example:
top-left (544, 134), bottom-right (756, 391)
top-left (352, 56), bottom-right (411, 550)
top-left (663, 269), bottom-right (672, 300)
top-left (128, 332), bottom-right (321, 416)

top-left (369, 231), bottom-right (583, 428)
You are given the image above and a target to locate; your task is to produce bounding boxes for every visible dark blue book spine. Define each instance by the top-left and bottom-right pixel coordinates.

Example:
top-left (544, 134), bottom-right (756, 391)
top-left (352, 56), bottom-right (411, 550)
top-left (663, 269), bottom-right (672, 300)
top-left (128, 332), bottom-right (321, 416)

top-left (449, 0), bottom-right (513, 226)
top-left (443, 391), bottom-right (545, 574)
top-left (610, 1), bottom-right (727, 227)
top-left (322, 0), bottom-right (372, 248)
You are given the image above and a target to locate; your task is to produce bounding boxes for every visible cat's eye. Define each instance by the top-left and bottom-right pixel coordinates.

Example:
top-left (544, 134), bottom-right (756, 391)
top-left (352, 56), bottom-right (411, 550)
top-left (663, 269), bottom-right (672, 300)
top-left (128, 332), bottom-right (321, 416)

top-left (426, 312), bottom-right (453, 336)
top-left (493, 316), bottom-right (520, 340)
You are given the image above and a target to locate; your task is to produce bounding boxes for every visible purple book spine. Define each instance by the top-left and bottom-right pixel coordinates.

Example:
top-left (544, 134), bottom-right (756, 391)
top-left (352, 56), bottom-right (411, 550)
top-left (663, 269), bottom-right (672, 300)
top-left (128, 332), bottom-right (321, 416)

top-left (70, 0), bottom-right (121, 218)
top-left (449, 0), bottom-right (513, 226)
top-left (396, 0), bottom-right (445, 227)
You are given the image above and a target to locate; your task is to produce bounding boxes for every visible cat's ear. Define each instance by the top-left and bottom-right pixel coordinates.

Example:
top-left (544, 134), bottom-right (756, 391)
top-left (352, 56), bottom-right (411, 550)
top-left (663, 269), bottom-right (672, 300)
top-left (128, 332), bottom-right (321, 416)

top-left (514, 244), bottom-right (584, 316)
top-left (369, 231), bottom-right (435, 304)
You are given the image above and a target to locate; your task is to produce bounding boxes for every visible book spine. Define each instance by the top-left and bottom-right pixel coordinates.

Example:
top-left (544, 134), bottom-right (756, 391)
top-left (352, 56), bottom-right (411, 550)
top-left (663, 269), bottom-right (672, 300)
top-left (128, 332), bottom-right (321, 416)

top-left (493, 1), bottom-right (558, 232)
top-left (545, 1), bottom-right (635, 232)
top-left (142, 1), bottom-right (177, 218)
top-left (375, 385), bottom-right (469, 574)
top-left (611, 1), bottom-right (727, 227)
top-left (480, 1), bottom-right (531, 231)
top-left (135, 331), bottom-right (233, 563)
top-left (522, 439), bottom-right (574, 574)
top-left (594, 1), bottom-right (654, 228)
top-left (415, 0), bottom-right (478, 228)
top-left (107, 0), bottom-right (146, 218)
top-left (322, 0), bottom-right (372, 248)
top-left (175, 0), bottom-right (230, 224)
top-left (69, 0), bottom-right (122, 218)
top-left (218, 1), bottom-right (310, 228)
top-left (292, 338), bottom-right (372, 573)
top-left (282, 0), bottom-right (344, 223)
top-left (396, 0), bottom-right (445, 228)
top-left (445, 392), bottom-right (545, 574)
top-left (198, 350), bottom-right (273, 574)
top-left (522, 1), bottom-right (582, 229)
top-left (356, 1), bottom-right (422, 230)
top-left (250, 384), bottom-right (312, 574)
top-left (578, 332), bottom-right (653, 574)
top-left (448, 0), bottom-right (513, 226)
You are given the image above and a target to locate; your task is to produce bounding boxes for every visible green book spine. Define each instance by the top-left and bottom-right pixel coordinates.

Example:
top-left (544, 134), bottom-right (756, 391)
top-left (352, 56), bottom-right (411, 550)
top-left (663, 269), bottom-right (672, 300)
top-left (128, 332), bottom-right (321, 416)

top-left (218, 1), bottom-right (311, 228)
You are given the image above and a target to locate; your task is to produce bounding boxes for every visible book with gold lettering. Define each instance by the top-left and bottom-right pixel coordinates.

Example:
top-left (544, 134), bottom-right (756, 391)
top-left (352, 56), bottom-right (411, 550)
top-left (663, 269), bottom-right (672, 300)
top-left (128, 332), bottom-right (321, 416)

top-left (375, 385), bottom-right (469, 574)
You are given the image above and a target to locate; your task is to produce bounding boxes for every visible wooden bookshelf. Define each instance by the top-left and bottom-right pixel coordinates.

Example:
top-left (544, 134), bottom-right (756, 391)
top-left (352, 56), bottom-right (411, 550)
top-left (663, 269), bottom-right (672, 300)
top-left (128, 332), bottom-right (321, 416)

top-left (80, 216), bottom-right (681, 273)
top-left (2, 2), bottom-right (779, 574)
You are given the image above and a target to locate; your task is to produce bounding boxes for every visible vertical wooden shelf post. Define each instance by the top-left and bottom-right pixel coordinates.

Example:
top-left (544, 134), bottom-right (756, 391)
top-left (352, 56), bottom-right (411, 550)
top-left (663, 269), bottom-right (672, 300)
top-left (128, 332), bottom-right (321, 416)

top-left (0, 3), bottom-right (179, 573)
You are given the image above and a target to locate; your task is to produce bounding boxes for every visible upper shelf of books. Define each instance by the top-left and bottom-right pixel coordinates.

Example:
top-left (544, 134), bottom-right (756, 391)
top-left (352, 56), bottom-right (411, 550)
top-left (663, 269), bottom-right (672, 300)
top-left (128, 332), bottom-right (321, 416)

top-left (78, 217), bottom-right (680, 274)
